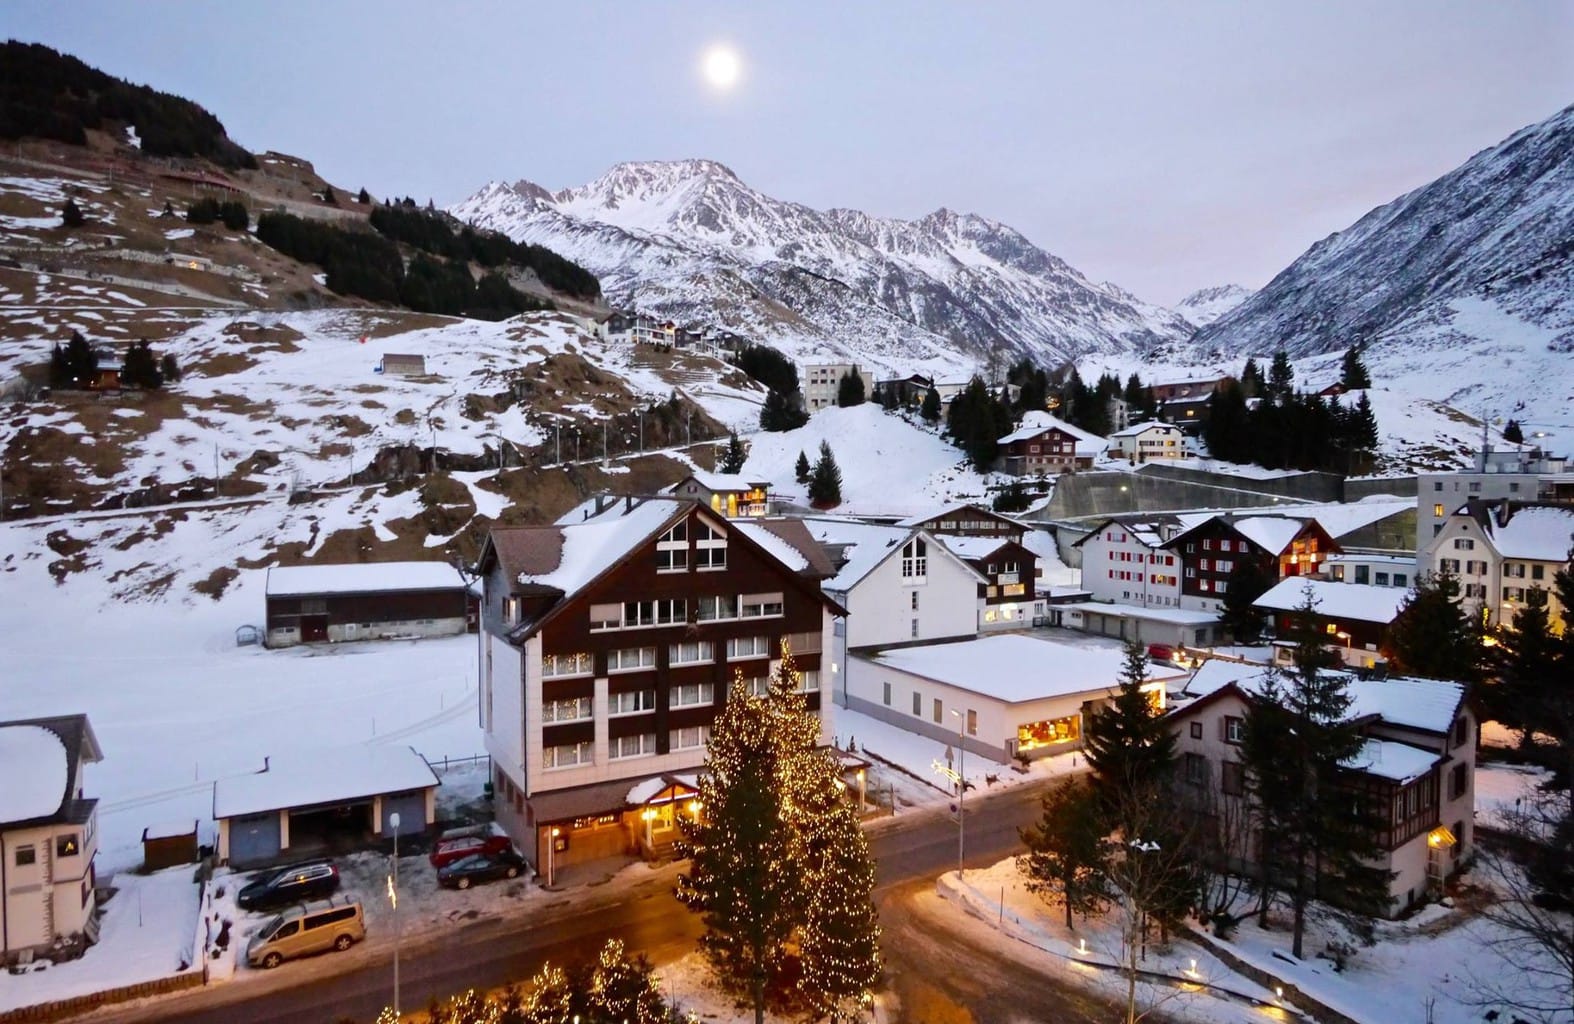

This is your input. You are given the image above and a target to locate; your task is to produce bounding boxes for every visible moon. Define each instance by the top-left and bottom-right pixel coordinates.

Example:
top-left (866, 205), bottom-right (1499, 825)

top-left (702, 44), bottom-right (742, 90)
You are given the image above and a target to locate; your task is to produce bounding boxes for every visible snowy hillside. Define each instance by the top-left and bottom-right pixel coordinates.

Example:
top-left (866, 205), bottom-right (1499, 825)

top-left (1175, 284), bottom-right (1253, 328)
top-left (1190, 103), bottom-right (1574, 445)
top-left (450, 160), bottom-right (1195, 378)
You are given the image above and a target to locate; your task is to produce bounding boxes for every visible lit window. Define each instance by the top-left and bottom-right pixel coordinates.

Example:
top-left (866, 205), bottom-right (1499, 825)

top-left (544, 741), bottom-right (592, 769)
top-left (542, 696), bottom-right (593, 723)
top-left (542, 652), bottom-right (592, 677)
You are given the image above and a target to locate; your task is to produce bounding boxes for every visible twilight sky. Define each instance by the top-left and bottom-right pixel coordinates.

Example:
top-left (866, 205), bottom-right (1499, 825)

top-left (8, 1), bottom-right (1573, 305)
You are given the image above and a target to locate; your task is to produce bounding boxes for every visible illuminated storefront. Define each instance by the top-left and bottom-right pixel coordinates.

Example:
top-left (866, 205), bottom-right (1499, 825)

top-left (1017, 714), bottom-right (1081, 752)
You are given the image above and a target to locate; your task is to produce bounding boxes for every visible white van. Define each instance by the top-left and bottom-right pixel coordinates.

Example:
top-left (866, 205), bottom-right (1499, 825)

top-left (246, 896), bottom-right (365, 969)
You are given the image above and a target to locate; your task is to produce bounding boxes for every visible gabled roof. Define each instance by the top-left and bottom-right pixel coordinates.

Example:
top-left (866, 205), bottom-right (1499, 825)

top-left (1109, 420), bottom-right (1179, 438)
top-left (895, 502), bottom-right (1024, 531)
top-left (805, 520), bottom-right (986, 592)
top-left (1178, 662), bottom-right (1464, 737)
top-left (669, 470), bottom-right (772, 494)
top-left (1163, 513), bottom-right (1319, 556)
top-left (936, 534), bottom-right (1022, 562)
top-left (1253, 578), bottom-right (1407, 624)
top-left (1469, 502), bottom-right (1574, 562)
top-left (265, 561), bottom-right (465, 598)
top-left (1071, 515), bottom-right (1186, 550)
top-left (735, 519), bottom-right (836, 578)
top-left (0, 715), bottom-right (102, 829)
top-left (998, 411), bottom-right (1107, 454)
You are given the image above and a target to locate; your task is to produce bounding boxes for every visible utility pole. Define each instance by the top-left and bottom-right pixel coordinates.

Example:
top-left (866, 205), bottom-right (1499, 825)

top-left (555, 421), bottom-right (560, 465)
top-left (637, 409), bottom-right (644, 455)
top-left (213, 444), bottom-right (221, 498)
top-left (953, 709), bottom-right (966, 879)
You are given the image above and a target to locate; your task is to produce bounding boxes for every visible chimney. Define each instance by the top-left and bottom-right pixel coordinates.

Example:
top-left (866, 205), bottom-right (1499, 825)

top-left (626, 494), bottom-right (635, 513)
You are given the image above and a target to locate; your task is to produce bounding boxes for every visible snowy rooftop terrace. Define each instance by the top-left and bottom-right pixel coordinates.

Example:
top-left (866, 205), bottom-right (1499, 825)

top-left (212, 745), bottom-right (439, 819)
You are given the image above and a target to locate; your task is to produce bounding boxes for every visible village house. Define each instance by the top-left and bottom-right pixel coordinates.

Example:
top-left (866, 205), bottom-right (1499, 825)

top-left (803, 362), bottom-right (867, 412)
top-left (935, 535), bottom-right (1039, 631)
top-left (666, 471), bottom-right (774, 518)
top-left (1419, 499), bottom-right (1574, 629)
top-left (1150, 377), bottom-right (1226, 428)
top-left (1324, 553), bottom-right (1414, 589)
top-left (475, 498), bottom-right (842, 882)
top-left (897, 503), bottom-right (1026, 543)
top-left (1073, 515), bottom-right (1186, 609)
top-left (874, 373), bottom-right (935, 407)
top-left (1108, 420), bottom-right (1186, 463)
top-left (1163, 514), bottom-right (1339, 614)
top-left (997, 412), bottom-right (1107, 475)
top-left (264, 561), bottom-right (475, 647)
top-left (1168, 661), bottom-right (1475, 917)
top-left (1, 715), bottom-right (103, 965)
top-left (847, 634), bottom-right (1186, 762)
top-left (1253, 576), bottom-right (1407, 671)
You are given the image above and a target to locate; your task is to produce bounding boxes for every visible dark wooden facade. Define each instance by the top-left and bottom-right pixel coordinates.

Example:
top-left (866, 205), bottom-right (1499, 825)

top-left (904, 505), bottom-right (1025, 543)
top-left (1000, 428), bottom-right (1091, 475)
top-left (1167, 518), bottom-right (1338, 603)
top-left (266, 587), bottom-right (473, 643)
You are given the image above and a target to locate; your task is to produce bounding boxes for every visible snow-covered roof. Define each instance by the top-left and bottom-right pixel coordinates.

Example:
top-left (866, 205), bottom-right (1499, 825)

top-left (1172, 500), bottom-right (1412, 543)
top-left (894, 502), bottom-right (1020, 530)
top-left (0, 725), bottom-right (68, 826)
top-left (806, 519), bottom-right (910, 591)
top-left (265, 561), bottom-right (464, 598)
top-left (1232, 517), bottom-right (1306, 555)
top-left (1345, 739), bottom-right (1440, 784)
top-left (1109, 420), bottom-right (1177, 438)
top-left (671, 470), bottom-right (770, 493)
top-left (519, 499), bottom-right (682, 591)
top-left (1325, 553), bottom-right (1415, 567)
top-left (998, 411), bottom-right (1107, 454)
top-left (1486, 506), bottom-right (1574, 561)
top-left (1060, 601), bottom-right (1221, 625)
top-left (1181, 663), bottom-right (1463, 737)
top-left (1253, 578), bottom-right (1407, 624)
top-left (143, 819), bottom-right (198, 841)
top-left (936, 534), bottom-right (1012, 561)
top-left (734, 521), bottom-right (809, 572)
top-left (864, 635), bottom-right (1182, 704)
top-left (212, 745), bottom-right (438, 820)
top-left (1019, 529), bottom-right (1062, 562)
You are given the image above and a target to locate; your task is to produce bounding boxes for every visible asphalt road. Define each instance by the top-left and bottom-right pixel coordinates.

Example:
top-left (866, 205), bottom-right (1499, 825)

top-left (86, 779), bottom-right (1099, 1024)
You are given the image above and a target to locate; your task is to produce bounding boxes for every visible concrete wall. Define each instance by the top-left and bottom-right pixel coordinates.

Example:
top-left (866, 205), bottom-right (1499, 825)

top-left (1039, 471), bottom-right (1315, 521)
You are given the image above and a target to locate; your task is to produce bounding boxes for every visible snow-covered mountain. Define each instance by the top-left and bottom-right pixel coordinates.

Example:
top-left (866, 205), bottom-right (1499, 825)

top-left (450, 160), bottom-right (1194, 377)
top-left (1194, 104), bottom-right (1574, 363)
top-left (1175, 284), bottom-right (1253, 328)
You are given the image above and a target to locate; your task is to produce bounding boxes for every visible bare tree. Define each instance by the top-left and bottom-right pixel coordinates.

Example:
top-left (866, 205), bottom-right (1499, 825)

top-left (1187, 776), bottom-right (1260, 935)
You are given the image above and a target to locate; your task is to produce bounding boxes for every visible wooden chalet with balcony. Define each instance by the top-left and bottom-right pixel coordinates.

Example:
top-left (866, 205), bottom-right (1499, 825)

top-left (1163, 514), bottom-right (1339, 613)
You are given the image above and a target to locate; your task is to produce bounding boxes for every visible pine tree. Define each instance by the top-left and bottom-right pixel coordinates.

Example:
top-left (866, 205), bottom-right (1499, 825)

top-left (798, 799), bottom-right (881, 1022)
top-left (760, 388), bottom-right (807, 431)
top-left (808, 441), bottom-right (843, 508)
top-left (794, 449), bottom-right (811, 484)
top-left (1502, 419), bottom-right (1525, 445)
top-left (1353, 392), bottom-right (1379, 450)
top-left (120, 339), bottom-right (163, 389)
top-left (1203, 381), bottom-right (1251, 462)
top-left (357, 186), bottom-right (371, 204)
top-left (48, 342), bottom-right (69, 387)
top-left (1387, 568), bottom-right (1480, 682)
top-left (1242, 592), bottom-right (1393, 957)
top-left (1018, 779), bottom-right (1111, 930)
top-left (321, 184), bottom-right (337, 205)
top-left (836, 368), bottom-right (865, 407)
top-left (720, 431), bottom-right (747, 473)
top-left (1339, 344), bottom-right (1371, 390)
top-left (1083, 637), bottom-right (1177, 832)
top-left (61, 197), bottom-right (84, 227)
top-left (919, 384), bottom-right (941, 423)
top-left (160, 352), bottom-right (182, 384)
top-left (1490, 588), bottom-right (1560, 751)
top-left (1219, 557), bottom-right (1273, 642)
top-left (1240, 358), bottom-right (1263, 398)
top-left (59, 331), bottom-right (98, 387)
top-left (1267, 350), bottom-right (1294, 402)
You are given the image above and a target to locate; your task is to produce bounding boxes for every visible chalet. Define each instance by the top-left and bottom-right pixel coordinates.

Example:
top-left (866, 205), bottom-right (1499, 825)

top-left (264, 561), bottom-right (474, 648)
top-left (1420, 500), bottom-right (1574, 629)
top-left (897, 503), bottom-right (1026, 543)
top-left (875, 373), bottom-right (934, 407)
top-left (936, 535), bottom-right (1038, 631)
top-left (667, 471), bottom-right (773, 518)
top-left (997, 413), bottom-right (1106, 475)
top-left (1253, 577), bottom-right (1406, 670)
top-left (1, 715), bottom-right (103, 965)
top-left (476, 498), bottom-right (842, 882)
top-left (1163, 514), bottom-right (1339, 615)
top-left (1073, 516), bottom-right (1187, 610)
top-left (1150, 377), bottom-right (1227, 404)
top-left (214, 746), bottom-right (438, 867)
top-left (1108, 421), bottom-right (1185, 463)
top-left (1169, 662), bottom-right (1474, 916)
top-left (378, 353), bottom-right (427, 377)
top-left (849, 635), bottom-right (1186, 762)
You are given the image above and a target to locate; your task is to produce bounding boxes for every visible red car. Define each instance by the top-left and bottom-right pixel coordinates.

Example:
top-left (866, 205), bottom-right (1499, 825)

top-left (1146, 643), bottom-right (1175, 664)
top-left (429, 827), bottom-right (514, 869)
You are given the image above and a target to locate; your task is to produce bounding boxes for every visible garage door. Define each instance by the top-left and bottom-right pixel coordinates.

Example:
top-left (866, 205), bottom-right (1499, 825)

top-left (381, 790), bottom-right (426, 838)
top-left (230, 812), bottom-right (282, 866)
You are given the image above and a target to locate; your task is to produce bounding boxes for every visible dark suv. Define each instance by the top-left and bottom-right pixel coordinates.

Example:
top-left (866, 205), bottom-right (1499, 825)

top-left (237, 860), bottom-right (341, 911)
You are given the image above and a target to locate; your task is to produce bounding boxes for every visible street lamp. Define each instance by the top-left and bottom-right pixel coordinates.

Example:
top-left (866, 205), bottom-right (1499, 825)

top-left (388, 811), bottom-right (402, 1017)
top-left (951, 708), bottom-right (966, 880)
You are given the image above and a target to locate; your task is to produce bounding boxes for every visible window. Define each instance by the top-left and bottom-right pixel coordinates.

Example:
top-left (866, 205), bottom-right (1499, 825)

top-left (1441, 558), bottom-right (1460, 573)
top-left (912, 692), bottom-right (922, 716)
top-left (504, 596), bottom-right (523, 626)
top-left (543, 740), bottom-right (592, 769)
top-left (967, 709), bottom-right (978, 736)
top-left (882, 682), bottom-right (892, 706)
top-left (672, 682), bottom-right (715, 707)
top-left (542, 652), bottom-right (592, 677)
top-left (1354, 565), bottom-right (1370, 585)
top-left (740, 675), bottom-right (770, 697)
top-left (696, 595), bottom-right (738, 621)
top-left (672, 725), bottom-right (711, 750)
top-left (910, 591), bottom-right (919, 611)
top-left (55, 834), bottom-right (80, 858)
top-left (1433, 481), bottom-right (1442, 492)
top-left (1394, 573), bottom-right (1408, 588)
top-left (933, 698), bottom-right (943, 724)
top-left (610, 734), bottom-right (657, 759)
top-left (656, 522), bottom-right (688, 572)
top-left (1374, 572), bottom-right (1390, 586)
top-left (1221, 761), bottom-right (1245, 796)
top-left (1433, 503), bottom-right (1445, 518)
top-left (740, 593), bottom-right (784, 618)
top-left (1469, 482), bottom-right (1481, 493)
top-left (670, 640), bottom-right (714, 666)
top-left (695, 521), bottom-right (728, 570)
top-left (1223, 716), bottom-right (1244, 744)
top-left (901, 538), bottom-right (928, 580)
top-left (1215, 580), bottom-right (1228, 594)
top-left (589, 603), bottom-right (621, 631)
top-left (911, 618), bottom-right (919, 638)
top-left (1532, 565), bottom-right (1545, 581)
top-left (799, 670), bottom-right (820, 693)
top-left (542, 696), bottom-right (593, 723)
top-left (1189, 721), bottom-right (1202, 739)
top-left (726, 635), bottom-right (770, 660)
top-left (1220, 539), bottom-right (1232, 552)
top-left (14, 844), bottom-right (35, 866)
top-left (608, 647), bottom-right (656, 672)
top-left (1184, 752), bottom-right (1207, 785)
top-left (610, 689), bottom-right (656, 715)
top-left (1449, 762), bottom-right (1469, 800)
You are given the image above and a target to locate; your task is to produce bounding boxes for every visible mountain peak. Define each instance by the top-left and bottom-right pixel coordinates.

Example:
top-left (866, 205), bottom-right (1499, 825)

top-left (1176, 284), bottom-right (1253, 328)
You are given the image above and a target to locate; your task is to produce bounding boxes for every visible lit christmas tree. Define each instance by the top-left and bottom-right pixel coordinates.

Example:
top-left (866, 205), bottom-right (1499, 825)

top-left (799, 800), bottom-right (882, 1022)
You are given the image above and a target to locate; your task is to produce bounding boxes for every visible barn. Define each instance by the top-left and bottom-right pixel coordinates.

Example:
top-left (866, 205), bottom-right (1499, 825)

top-left (213, 745), bottom-right (439, 867)
top-left (264, 562), bottom-right (474, 648)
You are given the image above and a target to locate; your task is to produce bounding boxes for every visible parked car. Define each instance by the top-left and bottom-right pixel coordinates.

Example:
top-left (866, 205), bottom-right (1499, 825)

top-left (237, 859), bottom-right (340, 911)
top-left (246, 896), bottom-right (364, 969)
top-left (429, 828), bottom-right (514, 869)
top-left (1146, 643), bottom-right (1175, 664)
top-left (437, 849), bottom-right (527, 889)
